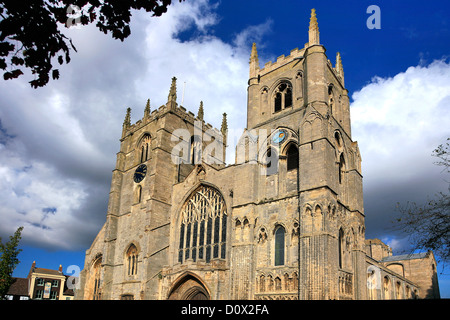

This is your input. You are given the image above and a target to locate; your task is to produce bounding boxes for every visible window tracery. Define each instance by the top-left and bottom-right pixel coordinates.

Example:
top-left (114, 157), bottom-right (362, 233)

top-left (139, 134), bottom-right (151, 163)
top-left (126, 244), bottom-right (138, 276)
top-left (274, 82), bottom-right (293, 112)
top-left (178, 185), bottom-right (227, 264)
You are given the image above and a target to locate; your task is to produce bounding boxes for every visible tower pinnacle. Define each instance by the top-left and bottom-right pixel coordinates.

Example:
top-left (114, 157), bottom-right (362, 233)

top-left (198, 101), bottom-right (204, 121)
top-left (168, 77), bottom-right (177, 102)
top-left (221, 112), bottom-right (228, 137)
top-left (122, 107), bottom-right (131, 137)
top-left (123, 107), bottom-right (131, 127)
top-left (336, 52), bottom-right (345, 86)
top-left (308, 8), bottom-right (320, 46)
top-left (249, 42), bottom-right (259, 78)
top-left (144, 99), bottom-right (151, 118)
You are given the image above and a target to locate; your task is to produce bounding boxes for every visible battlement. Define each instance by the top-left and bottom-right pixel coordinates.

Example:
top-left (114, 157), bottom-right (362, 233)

top-left (257, 47), bottom-right (306, 77)
top-left (122, 99), bottom-right (222, 140)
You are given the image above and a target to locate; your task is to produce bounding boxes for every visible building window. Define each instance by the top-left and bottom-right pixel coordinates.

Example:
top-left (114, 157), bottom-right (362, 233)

top-left (36, 278), bottom-right (44, 286)
top-left (126, 244), bottom-right (138, 276)
top-left (178, 185), bottom-right (227, 264)
top-left (135, 185), bottom-right (142, 203)
top-left (139, 134), bottom-right (151, 163)
top-left (87, 256), bottom-right (102, 300)
top-left (338, 228), bottom-right (344, 269)
top-left (50, 291), bottom-right (57, 300)
top-left (274, 82), bottom-right (293, 112)
top-left (286, 144), bottom-right (299, 171)
top-left (121, 294), bottom-right (134, 300)
top-left (35, 290), bottom-right (43, 299)
top-left (52, 280), bottom-right (58, 287)
top-left (274, 226), bottom-right (285, 266)
top-left (190, 136), bottom-right (202, 165)
top-left (265, 148), bottom-right (279, 175)
top-left (339, 154), bottom-right (345, 184)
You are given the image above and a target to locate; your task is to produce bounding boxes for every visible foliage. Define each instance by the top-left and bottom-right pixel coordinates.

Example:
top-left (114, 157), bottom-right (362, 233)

top-left (0, 226), bottom-right (23, 299)
top-left (395, 138), bottom-right (450, 264)
top-left (0, 0), bottom-right (183, 88)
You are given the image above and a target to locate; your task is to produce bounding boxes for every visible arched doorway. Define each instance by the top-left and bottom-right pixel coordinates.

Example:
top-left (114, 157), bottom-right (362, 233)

top-left (167, 273), bottom-right (210, 300)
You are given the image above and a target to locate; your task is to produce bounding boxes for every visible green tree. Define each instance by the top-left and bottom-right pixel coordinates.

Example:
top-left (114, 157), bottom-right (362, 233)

top-left (395, 138), bottom-right (450, 264)
top-left (0, 226), bottom-right (24, 299)
top-left (0, 0), bottom-right (184, 88)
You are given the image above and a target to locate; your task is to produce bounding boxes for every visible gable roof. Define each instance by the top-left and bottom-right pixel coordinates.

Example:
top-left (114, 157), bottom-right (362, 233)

top-left (7, 277), bottom-right (29, 297)
top-left (381, 252), bottom-right (429, 262)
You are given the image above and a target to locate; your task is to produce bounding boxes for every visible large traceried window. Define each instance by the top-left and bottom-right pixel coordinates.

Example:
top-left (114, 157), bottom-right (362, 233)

top-left (178, 185), bottom-right (227, 264)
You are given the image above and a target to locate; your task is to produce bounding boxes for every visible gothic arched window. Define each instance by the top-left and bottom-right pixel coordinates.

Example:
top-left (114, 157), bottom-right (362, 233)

top-left (274, 82), bottom-right (293, 112)
top-left (190, 135), bottom-right (202, 165)
top-left (338, 228), bottom-right (344, 269)
top-left (274, 226), bottom-right (285, 266)
top-left (265, 148), bottom-right (279, 175)
top-left (86, 255), bottom-right (102, 300)
top-left (178, 185), bottom-right (227, 264)
top-left (126, 244), bottom-right (138, 276)
top-left (339, 154), bottom-right (345, 184)
top-left (286, 144), bottom-right (299, 171)
top-left (139, 134), bottom-right (151, 163)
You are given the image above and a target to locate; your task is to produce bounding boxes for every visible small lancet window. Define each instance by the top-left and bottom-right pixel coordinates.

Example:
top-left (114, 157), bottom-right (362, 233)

top-left (274, 226), bottom-right (285, 266)
top-left (135, 185), bottom-right (142, 203)
top-left (339, 154), bottom-right (345, 184)
top-left (265, 148), bottom-right (279, 175)
top-left (190, 136), bottom-right (202, 165)
top-left (286, 144), bottom-right (299, 171)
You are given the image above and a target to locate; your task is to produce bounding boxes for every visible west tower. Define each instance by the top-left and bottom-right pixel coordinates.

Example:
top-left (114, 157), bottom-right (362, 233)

top-left (244, 8), bottom-right (364, 299)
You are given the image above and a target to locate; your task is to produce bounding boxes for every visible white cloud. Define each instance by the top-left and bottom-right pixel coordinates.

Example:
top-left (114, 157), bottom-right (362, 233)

top-left (0, 0), bottom-right (271, 250)
top-left (351, 59), bottom-right (450, 240)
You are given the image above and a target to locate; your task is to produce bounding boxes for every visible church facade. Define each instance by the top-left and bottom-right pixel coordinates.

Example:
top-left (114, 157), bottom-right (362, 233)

top-left (76, 9), bottom-right (439, 300)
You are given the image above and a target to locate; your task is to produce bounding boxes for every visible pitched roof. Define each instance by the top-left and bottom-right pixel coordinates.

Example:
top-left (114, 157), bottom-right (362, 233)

top-left (381, 252), bottom-right (429, 262)
top-left (33, 267), bottom-right (63, 276)
top-left (7, 277), bottom-right (29, 297)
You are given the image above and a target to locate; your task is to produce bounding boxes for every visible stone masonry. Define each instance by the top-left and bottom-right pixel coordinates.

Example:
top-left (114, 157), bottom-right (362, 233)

top-left (76, 9), bottom-right (439, 300)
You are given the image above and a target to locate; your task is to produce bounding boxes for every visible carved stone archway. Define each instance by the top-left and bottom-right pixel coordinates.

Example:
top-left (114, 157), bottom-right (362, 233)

top-left (167, 273), bottom-right (210, 300)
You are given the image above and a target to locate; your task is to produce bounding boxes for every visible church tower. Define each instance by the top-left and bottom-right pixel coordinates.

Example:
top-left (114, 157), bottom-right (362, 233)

top-left (77, 77), bottom-right (226, 300)
top-left (244, 8), bottom-right (364, 299)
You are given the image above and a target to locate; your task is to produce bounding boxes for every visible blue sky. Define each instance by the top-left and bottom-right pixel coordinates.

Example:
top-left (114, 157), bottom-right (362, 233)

top-left (1, 0), bottom-right (449, 298)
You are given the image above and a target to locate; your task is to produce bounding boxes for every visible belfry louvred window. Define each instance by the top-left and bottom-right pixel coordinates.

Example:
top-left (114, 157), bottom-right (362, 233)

top-left (178, 185), bottom-right (227, 264)
top-left (274, 82), bottom-right (293, 112)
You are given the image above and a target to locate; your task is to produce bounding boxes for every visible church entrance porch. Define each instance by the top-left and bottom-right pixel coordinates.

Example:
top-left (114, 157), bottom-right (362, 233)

top-left (167, 273), bottom-right (210, 300)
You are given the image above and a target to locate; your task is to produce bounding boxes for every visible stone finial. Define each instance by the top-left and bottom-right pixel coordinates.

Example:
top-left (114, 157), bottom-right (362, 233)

top-left (122, 107), bottom-right (131, 137)
top-left (249, 42), bottom-right (260, 78)
top-left (144, 99), bottom-right (151, 118)
top-left (221, 112), bottom-right (228, 137)
top-left (308, 8), bottom-right (320, 45)
top-left (198, 101), bottom-right (204, 121)
top-left (168, 77), bottom-right (177, 102)
top-left (123, 107), bottom-right (131, 127)
top-left (336, 52), bottom-right (345, 86)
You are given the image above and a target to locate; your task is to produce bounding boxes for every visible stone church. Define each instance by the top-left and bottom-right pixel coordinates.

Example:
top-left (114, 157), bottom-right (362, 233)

top-left (76, 9), bottom-right (440, 300)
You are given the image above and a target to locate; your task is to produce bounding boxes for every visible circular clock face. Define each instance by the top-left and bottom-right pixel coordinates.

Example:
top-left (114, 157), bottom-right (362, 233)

top-left (272, 130), bottom-right (287, 144)
top-left (133, 164), bottom-right (147, 183)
